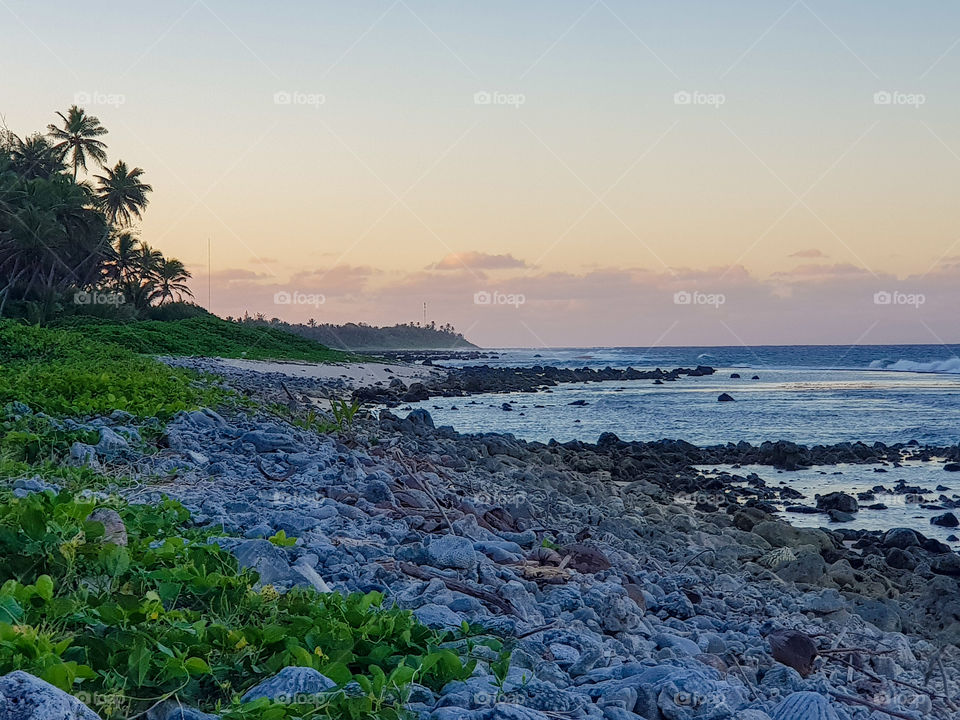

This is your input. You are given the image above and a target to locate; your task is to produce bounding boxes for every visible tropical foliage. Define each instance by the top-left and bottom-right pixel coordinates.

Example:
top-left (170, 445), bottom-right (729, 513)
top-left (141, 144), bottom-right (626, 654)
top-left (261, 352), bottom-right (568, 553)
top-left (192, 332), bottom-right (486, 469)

top-left (0, 106), bottom-right (191, 320)
top-left (0, 489), bottom-right (478, 720)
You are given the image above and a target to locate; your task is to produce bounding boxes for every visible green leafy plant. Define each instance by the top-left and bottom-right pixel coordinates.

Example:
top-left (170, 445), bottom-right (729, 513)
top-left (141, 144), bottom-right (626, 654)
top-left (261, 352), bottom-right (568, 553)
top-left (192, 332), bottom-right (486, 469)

top-left (330, 398), bottom-right (362, 432)
top-left (267, 530), bottom-right (297, 547)
top-left (0, 489), bottom-right (476, 719)
top-left (0, 321), bottom-right (225, 418)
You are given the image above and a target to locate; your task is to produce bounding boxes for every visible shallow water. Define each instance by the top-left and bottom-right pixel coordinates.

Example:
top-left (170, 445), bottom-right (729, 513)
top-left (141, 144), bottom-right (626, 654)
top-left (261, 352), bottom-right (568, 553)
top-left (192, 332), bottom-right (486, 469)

top-left (696, 462), bottom-right (960, 548)
top-left (410, 367), bottom-right (960, 446)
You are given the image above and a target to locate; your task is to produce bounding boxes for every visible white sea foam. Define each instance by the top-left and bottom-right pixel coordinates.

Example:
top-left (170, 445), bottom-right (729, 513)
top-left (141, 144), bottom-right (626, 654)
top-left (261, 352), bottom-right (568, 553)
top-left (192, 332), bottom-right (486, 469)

top-left (868, 357), bottom-right (960, 374)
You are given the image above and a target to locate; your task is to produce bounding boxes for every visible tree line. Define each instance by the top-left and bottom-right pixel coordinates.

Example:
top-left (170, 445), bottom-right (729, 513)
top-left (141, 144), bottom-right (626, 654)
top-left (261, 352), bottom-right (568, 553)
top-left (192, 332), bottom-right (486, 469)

top-left (0, 106), bottom-right (191, 320)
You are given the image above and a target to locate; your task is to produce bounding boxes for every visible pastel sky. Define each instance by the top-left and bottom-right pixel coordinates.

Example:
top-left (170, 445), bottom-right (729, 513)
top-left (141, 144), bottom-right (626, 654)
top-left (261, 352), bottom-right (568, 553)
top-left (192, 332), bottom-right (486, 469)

top-left (5, 1), bottom-right (960, 347)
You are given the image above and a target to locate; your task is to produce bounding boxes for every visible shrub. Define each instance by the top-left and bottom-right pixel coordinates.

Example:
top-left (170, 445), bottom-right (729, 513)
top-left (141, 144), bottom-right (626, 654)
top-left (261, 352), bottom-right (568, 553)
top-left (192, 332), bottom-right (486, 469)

top-left (0, 489), bottom-right (476, 719)
top-left (0, 321), bottom-right (220, 418)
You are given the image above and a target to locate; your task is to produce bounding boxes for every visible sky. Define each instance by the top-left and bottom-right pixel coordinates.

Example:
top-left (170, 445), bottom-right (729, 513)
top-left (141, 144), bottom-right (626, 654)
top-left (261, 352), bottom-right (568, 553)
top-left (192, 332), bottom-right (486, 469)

top-left (4, 1), bottom-right (960, 348)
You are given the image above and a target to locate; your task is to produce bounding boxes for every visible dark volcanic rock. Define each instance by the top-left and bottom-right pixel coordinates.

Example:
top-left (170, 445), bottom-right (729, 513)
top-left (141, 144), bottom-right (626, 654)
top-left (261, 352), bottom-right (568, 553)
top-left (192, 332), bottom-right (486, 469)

top-left (932, 512), bottom-right (959, 528)
top-left (816, 492), bottom-right (858, 513)
top-left (717, 393), bottom-right (735, 402)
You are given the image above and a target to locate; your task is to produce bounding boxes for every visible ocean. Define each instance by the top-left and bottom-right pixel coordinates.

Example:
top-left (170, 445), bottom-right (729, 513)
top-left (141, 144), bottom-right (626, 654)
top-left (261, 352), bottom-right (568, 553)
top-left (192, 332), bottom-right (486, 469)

top-left (405, 344), bottom-right (960, 544)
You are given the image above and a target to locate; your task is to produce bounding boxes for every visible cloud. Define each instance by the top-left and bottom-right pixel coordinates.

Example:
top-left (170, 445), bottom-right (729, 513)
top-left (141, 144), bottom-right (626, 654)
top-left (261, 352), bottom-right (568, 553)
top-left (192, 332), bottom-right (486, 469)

top-left (430, 252), bottom-right (528, 271)
top-left (191, 261), bottom-right (960, 347)
top-left (789, 248), bottom-right (827, 258)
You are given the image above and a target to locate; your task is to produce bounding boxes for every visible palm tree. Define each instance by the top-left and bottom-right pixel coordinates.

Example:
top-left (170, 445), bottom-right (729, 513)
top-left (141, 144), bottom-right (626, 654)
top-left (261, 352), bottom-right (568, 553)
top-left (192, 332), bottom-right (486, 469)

top-left (103, 230), bottom-right (141, 286)
top-left (46, 106), bottom-right (108, 180)
top-left (149, 257), bottom-right (193, 304)
top-left (8, 134), bottom-right (64, 180)
top-left (94, 161), bottom-right (152, 226)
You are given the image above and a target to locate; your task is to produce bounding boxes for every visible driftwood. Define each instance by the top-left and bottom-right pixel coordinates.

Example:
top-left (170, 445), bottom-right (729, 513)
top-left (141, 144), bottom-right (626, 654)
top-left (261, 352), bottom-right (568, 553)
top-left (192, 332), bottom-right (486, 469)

top-left (390, 561), bottom-right (517, 616)
top-left (826, 654), bottom-right (956, 707)
top-left (828, 691), bottom-right (924, 720)
top-left (392, 450), bottom-right (456, 534)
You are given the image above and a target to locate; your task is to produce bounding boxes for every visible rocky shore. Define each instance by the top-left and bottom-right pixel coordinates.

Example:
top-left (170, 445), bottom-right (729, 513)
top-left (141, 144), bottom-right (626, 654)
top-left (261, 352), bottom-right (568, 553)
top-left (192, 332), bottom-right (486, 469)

top-left (5, 358), bottom-right (960, 720)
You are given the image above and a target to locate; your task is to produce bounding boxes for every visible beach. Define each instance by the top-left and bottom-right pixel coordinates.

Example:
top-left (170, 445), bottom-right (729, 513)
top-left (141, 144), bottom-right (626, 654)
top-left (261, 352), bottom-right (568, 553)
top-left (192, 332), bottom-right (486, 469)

top-left (41, 353), bottom-right (960, 720)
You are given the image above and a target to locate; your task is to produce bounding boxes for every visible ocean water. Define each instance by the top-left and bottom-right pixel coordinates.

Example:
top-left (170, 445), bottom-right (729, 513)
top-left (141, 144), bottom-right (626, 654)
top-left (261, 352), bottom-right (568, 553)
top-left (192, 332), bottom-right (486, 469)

top-left (413, 345), bottom-right (960, 446)
top-left (406, 344), bottom-right (960, 542)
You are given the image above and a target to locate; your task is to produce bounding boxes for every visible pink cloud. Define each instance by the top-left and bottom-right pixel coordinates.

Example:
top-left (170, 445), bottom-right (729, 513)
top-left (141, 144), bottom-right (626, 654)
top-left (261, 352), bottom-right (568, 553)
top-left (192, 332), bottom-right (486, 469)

top-left (430, 252), bottom-right (528, 271)
top-left (789, 248), bottom-right (827, 258)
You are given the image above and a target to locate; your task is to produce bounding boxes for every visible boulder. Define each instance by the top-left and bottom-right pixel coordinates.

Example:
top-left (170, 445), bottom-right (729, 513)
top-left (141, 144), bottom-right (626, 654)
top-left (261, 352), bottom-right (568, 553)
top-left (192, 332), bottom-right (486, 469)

top-left (0, 671), bottom-right (101, 720)
top-left (241, 666), bottom-right (336, 702)
top-left (882, 528), bottom-right (919, 549)
top-left (815, 492), bottom-right (858, 513)
top-left (85, 508), bottom-right (128, 546)
top-left (227, 539), bottom-right (299, 586)
top-left (426, 535), bottom-right (478, 570)
top-left (237, 430), bottom-right (300, 453)
top-left (717, 393), bottom-right (735, 402)
top-left (752, 522), bottom-right (832, 552)
top-left (95, 427), bottom-right (128, 456)
top-left (932, 512), bottom-right (959, 528)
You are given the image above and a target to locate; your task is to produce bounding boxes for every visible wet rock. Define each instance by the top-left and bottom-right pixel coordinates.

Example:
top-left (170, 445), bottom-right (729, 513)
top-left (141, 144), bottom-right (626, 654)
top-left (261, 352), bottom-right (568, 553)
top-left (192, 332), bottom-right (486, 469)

top-left (717, 393), bottom-right (735, 402)
top-left (0, 670), bottom-right (101, 720)
top-left (815, 492), bottom-right (858, 513)
top-left (930, 553), bottom-right (960, 576)
top-left (931, 512), bottom-right (959, 528)
top-left (882, 528), bottom-right (920, 549)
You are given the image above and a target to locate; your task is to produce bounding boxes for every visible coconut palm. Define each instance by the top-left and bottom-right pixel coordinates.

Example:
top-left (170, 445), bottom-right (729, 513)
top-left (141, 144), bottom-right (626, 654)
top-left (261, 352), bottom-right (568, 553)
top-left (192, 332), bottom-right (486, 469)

top-left (103, 230), bottom-right (141, 286)
top-left (46, 106), bottom-right (108, 180)
top-left (150, 257), bottom-right (193, 304)
top-left (94, 161), bottom-right (152, 226)
top-left (8, 134), bottom-right (64, 180)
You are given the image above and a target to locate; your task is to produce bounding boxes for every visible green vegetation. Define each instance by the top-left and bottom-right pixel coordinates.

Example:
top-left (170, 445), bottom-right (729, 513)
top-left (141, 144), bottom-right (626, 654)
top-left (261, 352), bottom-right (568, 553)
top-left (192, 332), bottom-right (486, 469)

top-left (0, 489), bottom-right (480, 719)
top-left (230, 317), bottom-right (475, 351)
top-left (61, 315), bottom-right (357, 363)
top-left (1, 106), bottom-right (191, 321)
top-left (0, 321), bottom-right (220, 418)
